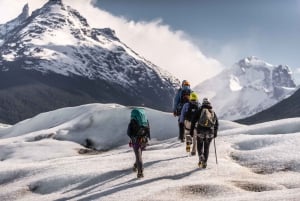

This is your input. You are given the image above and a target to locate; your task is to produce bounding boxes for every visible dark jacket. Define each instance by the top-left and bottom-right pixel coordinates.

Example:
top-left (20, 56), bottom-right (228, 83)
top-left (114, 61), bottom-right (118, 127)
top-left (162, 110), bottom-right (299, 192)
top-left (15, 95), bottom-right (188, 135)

top-left (127, 119), bottom-right (151, 139)
top-left (173, 86), bottom-right (192, 114)
top-left (190, 104), bottom-right (219, 138)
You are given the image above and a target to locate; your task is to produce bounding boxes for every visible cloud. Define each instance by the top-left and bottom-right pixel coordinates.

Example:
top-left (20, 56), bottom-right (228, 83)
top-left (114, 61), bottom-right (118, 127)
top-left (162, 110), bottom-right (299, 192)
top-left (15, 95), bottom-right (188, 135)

top-left (0, 0), bottom-right (224, 86)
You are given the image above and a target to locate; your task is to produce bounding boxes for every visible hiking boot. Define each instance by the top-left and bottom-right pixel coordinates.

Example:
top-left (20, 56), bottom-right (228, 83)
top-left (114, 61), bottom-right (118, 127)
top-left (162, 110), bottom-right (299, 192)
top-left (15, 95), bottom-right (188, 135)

top-left (199, 155), bottom-right (205, 162)
top-left (137, 171), bottom-right (144, 178)
top-left (186, 142), bottom-right (191, 152)
top-left (198, 161), bottom-right (207, 168)
top-left (132, 163), bottom-right (137, 172)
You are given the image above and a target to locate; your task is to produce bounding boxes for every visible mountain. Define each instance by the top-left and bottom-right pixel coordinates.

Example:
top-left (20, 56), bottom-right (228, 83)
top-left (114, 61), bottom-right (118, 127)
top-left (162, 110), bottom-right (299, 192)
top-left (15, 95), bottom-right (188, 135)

top-left (236, 87), bottom-right (300, 124)
top-left (0, 4), bottom-right (29, 42)
top-left (193, 56), bottom-right (297, 120)
top-left (0, 0), bottom-right (179, 124)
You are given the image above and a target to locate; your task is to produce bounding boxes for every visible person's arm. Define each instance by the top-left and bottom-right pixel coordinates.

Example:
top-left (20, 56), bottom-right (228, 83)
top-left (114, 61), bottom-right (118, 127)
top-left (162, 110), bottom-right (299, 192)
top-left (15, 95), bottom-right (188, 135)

top-left (147, 120), bottom-right (151, 140)
top-left (173, 89), bottom-right (181, 115)
top-left (179, 103), bottom-right (188, 123)
top-left (214, 113), bottom-right (219, 138)
top-left (127, 121), bottom-right (133, 138)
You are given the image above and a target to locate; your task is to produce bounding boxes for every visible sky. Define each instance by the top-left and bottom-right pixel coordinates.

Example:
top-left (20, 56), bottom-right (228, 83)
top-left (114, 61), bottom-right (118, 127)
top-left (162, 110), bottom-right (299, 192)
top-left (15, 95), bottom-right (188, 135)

top-left (0, 103), bottom-right (300, 200)
top-left (0, 0), bottom-right (299, 85)
top-left (95, 0), bottom-right (300, 83)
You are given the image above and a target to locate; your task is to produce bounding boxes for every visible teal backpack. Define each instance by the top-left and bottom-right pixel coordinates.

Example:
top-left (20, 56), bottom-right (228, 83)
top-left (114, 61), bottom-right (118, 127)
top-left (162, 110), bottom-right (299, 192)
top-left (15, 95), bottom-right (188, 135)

top-left (131, 108), bottom-right (148, 127)
top-left (130, 108), bottom-right (150, 138)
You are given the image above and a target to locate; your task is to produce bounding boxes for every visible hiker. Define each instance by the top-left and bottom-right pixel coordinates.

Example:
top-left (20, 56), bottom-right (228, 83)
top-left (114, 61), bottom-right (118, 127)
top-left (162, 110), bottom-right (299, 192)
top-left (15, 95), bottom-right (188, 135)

top-left (173, 80), bottom-right (192, 142)
top-left (190, 98), bottom-right (218, 168)
top-left (127, 108), bottom-right (150, 178)
top-left (179, 92), bottom-right (200, 155)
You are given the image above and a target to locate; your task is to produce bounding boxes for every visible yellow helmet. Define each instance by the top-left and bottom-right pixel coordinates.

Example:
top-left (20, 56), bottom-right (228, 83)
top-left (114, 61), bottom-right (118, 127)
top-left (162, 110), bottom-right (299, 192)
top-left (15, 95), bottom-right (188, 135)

top-left (190, 92), bottom-right (198, 101)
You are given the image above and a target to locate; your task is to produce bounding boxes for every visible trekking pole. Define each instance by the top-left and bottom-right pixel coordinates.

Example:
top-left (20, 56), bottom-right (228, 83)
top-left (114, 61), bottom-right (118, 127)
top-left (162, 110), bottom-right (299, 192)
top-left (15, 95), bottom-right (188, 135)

top-left (214, 138), bottom-right (218, 165)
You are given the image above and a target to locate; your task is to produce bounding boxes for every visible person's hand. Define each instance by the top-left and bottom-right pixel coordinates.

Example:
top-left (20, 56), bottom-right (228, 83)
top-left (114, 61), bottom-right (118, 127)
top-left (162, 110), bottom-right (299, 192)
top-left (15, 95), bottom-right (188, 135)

top-left (173, 112), bottom-right (177, 117)
top-left (214, 132), bottom-right (217, 138)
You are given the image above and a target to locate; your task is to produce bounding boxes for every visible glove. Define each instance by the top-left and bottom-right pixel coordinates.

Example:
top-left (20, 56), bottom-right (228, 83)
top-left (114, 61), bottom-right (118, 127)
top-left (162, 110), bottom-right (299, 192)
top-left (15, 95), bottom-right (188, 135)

top-left (214, 132), bottom-right (217, 138)
top-left (129, 140), bottom-right (132, 147)
top-left (173, 111), bottom-right (177, 117)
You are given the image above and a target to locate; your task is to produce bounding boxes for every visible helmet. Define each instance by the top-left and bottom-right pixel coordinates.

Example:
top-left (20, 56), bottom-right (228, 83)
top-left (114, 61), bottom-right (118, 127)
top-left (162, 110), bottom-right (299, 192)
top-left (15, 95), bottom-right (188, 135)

top-left (202, 97), bottom-right (210, 105)
top-left (189, 92), bottom-right (198, 101)
top-left (181, 80), bottom-right (190, 87)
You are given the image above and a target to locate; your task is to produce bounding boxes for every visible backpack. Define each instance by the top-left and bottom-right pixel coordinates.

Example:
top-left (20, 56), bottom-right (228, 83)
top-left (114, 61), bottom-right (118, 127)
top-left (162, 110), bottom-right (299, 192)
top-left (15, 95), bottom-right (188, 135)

top-left (176, 87), bottom-right (191, 115)
top-left (130, 108), bottom-right (150, 138)
top-left (198, 108), bottom-right (216, 128)
top-left (185, 102), bottom-right (198, 122)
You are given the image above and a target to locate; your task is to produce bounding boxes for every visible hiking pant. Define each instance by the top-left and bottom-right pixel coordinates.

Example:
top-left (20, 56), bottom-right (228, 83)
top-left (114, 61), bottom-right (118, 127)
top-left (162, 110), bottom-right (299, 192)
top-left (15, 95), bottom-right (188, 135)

top-left (178, 121), bottom-right (184, 141)
top-left (133, 145), bottom-right (143, 174)
top-left (184, 120), bottom-right (197, 153)
top-left (197, 130), bottom-right (213, 162)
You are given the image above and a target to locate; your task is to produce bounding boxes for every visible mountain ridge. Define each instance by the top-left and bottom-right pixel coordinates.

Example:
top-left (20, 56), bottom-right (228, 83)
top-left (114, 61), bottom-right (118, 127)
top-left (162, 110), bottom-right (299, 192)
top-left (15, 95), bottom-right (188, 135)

top-left (194, 56), bottom-right (297, 120)
top-left (0, 0), bottom-right (179, 124)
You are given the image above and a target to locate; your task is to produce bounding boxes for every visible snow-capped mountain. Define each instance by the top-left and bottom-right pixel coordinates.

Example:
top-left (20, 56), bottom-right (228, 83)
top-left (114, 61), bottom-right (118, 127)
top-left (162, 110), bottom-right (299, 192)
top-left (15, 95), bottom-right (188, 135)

top-left (193, 56), bottom-right (297, 120)
top-left (0, 4), bottom-right (29, 42)
top-left (236, 86), bottom-right (300, 124)
top-left (0, 0), bottom-right (179, 124)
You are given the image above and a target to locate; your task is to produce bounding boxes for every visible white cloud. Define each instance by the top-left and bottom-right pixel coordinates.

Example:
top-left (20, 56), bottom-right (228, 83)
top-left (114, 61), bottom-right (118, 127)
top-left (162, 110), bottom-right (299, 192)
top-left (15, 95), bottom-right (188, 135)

top-left (0, 0), bottom-right (224, 86)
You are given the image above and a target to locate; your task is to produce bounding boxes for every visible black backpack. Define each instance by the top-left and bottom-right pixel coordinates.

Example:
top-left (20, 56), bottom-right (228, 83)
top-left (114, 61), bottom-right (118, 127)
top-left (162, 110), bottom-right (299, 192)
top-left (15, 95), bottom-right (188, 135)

top-left (185, 102), bottom-right (198, 121)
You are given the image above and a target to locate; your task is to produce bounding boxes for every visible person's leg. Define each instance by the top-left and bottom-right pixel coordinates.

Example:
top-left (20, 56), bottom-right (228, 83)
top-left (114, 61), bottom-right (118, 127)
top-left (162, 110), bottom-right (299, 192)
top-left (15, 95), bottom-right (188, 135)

top-left (133, 145), bottom-right (143, 177)
top-left (191, 129), bottom-right (197, 155)
top-left (202, 138), bottom-right (212, 168)
top-left (185, 133), bottom-right (192, 153)
top-left (197, 135), bottom-right (204, 161)
top-left (179, 121), bottom-right (184, 142)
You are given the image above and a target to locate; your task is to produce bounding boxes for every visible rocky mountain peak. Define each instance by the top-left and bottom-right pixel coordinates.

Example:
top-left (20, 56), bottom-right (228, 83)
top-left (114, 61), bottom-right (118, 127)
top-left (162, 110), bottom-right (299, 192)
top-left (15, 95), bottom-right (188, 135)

top-left (194, 56), bottom-right (297, 120)
top-left (272, 65), bottom-right (296, 88)
top-left (0, 3), bottom-right (30, 39)
top-left (237, 56), bottom-right (272, 70)
top-left (21, 4), bottom-right (30, 19)
top-left (235, 56), bottom-right (296, 89)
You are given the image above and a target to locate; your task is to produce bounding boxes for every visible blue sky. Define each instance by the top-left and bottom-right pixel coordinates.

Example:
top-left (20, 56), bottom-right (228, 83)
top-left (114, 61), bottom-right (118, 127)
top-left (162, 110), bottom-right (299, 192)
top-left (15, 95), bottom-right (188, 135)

top-left (95, 0), bottom-right (300, 81)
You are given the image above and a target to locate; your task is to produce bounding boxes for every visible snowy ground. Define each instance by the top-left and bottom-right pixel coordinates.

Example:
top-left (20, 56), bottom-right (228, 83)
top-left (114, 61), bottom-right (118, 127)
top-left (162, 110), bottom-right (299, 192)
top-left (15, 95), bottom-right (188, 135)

top-left (0, 103), bottom-right (300, 201)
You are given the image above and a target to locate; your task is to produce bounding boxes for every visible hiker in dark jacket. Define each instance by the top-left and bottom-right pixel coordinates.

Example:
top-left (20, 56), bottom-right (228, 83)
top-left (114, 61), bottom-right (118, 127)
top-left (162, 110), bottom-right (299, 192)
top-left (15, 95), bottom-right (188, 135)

top-left (127, 108), bottom-right (150, 178)
top-left (190, 98), bottom-right (218, 168)
top-left (179, 92), bottom-right (200, 155)
top-left (173, 80), bottom-right (192, 142)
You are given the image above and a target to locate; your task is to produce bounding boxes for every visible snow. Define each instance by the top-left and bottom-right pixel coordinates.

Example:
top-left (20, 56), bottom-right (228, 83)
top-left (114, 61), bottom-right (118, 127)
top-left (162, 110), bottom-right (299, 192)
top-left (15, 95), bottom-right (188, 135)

top-left (2, 52), bottom-right (16, 61)
top-left (229, 75), bottom-right (242, 91)
top-left (194, 57), bottom-right (297, 120)
top-left (0, 103), bottom-right (300, 201)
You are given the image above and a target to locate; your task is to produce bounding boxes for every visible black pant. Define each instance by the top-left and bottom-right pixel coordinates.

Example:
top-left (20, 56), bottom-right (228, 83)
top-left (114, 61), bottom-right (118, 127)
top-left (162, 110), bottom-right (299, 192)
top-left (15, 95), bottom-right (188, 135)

top-left (133, 145), bottom-right (143, 173)
top-left (179, 122), bottom-right (184, 140)
top-left (197, 136), bottom-right (212, 162)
